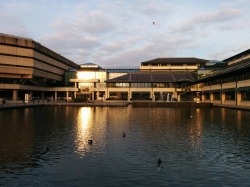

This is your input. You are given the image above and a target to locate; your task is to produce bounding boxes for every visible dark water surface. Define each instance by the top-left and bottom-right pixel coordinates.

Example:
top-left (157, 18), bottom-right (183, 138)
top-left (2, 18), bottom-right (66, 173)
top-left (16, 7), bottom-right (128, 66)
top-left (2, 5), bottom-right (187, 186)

top-left (0, 106), bottom-right (250, 186)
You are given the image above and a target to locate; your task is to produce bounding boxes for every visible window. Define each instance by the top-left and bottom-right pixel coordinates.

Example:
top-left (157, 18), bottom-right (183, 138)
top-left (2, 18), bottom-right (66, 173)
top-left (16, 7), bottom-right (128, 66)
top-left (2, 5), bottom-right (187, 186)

top-left (225, 91), bottom-right (235, 100)
top-left (204, 93), bottom-right (210, 100)
top-left (213, 92), bottom-right (221, 100)
top-left (241, 90), bottom-right (250, 101)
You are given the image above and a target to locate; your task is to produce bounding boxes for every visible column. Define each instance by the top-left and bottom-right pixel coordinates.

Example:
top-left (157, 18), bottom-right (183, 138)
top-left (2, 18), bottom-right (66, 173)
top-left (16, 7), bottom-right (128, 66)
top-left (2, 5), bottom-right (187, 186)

top-left (237, 91), bottom-right (241, 106)
top-left (97, 91), bottom-right (100, 100)
top-left (201, 93), bottom-right (205, 102)
top-left (55, 91), bottom-right (57, 102)
top-left (12, 90), bottom-right (18, 101)
top-left (66, 91), bottom-right (69, 101)
top-left (221, 92), bottom-right (225, 104)
top-left (127, 92), bottom-right (130, 101)
top-left (150, 90), bottom-right (153, 101)
top-left (210, 92), bottom-right (213, 103)
top-left (30, 91), bottom-right (33, 102)
top-left (42, 91), bottom-right (44, 103)
top-left (177, 94), bottom-right (181, 102)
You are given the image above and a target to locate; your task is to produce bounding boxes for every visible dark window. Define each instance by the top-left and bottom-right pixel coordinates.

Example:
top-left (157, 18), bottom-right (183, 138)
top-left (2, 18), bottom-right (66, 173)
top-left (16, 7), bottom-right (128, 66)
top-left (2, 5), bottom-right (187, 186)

top-left (225, 91), bottom-right (235, 100)
top-left (204, 93), bottom-right (210, 100)
top-left (213, 92), bottom-right (221, 100)
top-left (241, 90), bottom-right (250, 101)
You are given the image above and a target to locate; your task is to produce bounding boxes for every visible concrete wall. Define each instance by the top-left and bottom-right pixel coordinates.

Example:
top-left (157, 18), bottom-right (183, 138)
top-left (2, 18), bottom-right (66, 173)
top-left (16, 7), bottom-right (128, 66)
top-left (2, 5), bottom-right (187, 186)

top-left (0, 34), bottom-right (79, 81)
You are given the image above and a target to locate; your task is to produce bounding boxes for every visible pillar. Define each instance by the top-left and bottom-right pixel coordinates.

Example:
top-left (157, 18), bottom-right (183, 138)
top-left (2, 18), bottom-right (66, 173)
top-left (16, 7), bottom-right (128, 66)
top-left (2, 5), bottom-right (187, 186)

top-left (177, 94), bottom-right (181, 102)
top-left (221, 92), bottom-right (225, 104)
top-left (13, 90), bottom-right (18, 101)
top-left (97, 91), bottom-right (100, 100)
top-left (66, 91), bottom-right (69, 101)
top-left (150, 90), bottom-right (153, 101)
top-left (127, 92), bottom-right (130, 101)
top-left (201, 93), bottom-right (205, 102)
top-left (42, 91), bottom-right (44, 102)
top-left (237, 91), bottom-right (241, 106)
top-left (55, 91), bottom-right (57, 101)
top-left (210, 92), bottom-right (213, 103)
top-left (30, 91), bottom-right (33, 101)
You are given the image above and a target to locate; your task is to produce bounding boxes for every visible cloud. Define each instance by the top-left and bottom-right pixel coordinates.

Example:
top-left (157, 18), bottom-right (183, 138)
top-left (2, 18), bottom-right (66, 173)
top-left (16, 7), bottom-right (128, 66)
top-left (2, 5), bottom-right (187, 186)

top-left (172, 7), bottom-right (242, 33)
top-left (208, 45), bottom-right (249, 61)
top-left (38, 0), bottom-right (175, 65)
top-left (3, 0), bottom-right (244, 66)
top-left (0, 1), bottom-right (32, 37)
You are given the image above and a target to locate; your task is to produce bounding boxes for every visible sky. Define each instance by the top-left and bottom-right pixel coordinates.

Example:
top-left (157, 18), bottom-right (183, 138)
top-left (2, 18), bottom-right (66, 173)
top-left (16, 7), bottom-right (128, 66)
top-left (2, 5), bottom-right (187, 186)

top-left (0, 0), bottom-right (249, 66)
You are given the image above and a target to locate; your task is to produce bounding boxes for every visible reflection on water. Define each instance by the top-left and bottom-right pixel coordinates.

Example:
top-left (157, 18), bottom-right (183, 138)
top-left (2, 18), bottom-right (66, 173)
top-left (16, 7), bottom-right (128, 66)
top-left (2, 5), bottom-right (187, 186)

top-left (0, 106), bottom-right (250, 186)
top-left (188, 108), bottom-right (203, 153)
top-left (75, 107), bottom-right (92, 156)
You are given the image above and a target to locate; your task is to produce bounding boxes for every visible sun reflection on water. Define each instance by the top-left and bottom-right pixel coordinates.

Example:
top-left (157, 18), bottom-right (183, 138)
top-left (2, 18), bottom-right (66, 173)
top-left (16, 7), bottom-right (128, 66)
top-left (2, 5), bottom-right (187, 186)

top-left (189, 109), bottom-right (203, 155)
top-left (75, 107), bottom-right (93, 157)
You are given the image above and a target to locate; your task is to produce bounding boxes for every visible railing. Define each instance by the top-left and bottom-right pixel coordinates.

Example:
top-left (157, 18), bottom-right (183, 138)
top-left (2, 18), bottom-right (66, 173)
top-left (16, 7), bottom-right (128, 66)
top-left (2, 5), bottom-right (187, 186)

top-left (102, 66), bottom-right (139, 70)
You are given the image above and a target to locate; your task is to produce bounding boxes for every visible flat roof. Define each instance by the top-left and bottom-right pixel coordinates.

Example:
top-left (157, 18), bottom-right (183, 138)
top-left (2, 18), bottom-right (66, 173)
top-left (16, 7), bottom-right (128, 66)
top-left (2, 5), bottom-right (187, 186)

top-left (141, 58), bottom-right (208, 66)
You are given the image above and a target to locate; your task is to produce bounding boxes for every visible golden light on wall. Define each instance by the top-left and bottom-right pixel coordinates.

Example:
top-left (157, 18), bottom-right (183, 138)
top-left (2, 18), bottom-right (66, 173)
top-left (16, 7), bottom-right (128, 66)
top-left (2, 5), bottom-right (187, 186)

top-left (77, 72), bottom-right (95, 80)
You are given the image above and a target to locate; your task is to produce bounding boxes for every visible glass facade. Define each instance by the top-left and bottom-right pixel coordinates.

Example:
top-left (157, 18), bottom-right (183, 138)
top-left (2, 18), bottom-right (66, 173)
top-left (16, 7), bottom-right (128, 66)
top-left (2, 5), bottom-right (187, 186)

top-left (107, 83), bottom-right (129, 88)
top-left (131, 83), bottom-right (151, 88)
top-left (64, 70), bottom-right (76, 87)
top-left (77, 71), bottom-right (107, 90)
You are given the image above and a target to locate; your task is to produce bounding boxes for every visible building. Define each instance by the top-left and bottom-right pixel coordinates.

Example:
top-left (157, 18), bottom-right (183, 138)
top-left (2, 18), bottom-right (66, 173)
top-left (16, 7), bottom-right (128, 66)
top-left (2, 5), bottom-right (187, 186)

top-left (0, 34), bottom-right (79, 103)
top-left (1, 33), bottom-right (250, 108)
top-left (70, 63), bottom-right (139, 101)
top-left (195, 49), bottom-right (250, 108)
top-left (105, 71), bottom-right (197, 101)
top-left (70, 58), bottom-right (207, 101)
top-left (140, 57), bottom-right (207, 72)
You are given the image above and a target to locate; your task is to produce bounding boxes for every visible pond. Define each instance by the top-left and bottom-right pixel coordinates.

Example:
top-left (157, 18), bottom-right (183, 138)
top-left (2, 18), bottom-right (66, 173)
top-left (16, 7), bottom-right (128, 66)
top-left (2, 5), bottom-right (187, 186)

top-left (0, 106), bottom-right (250, 186)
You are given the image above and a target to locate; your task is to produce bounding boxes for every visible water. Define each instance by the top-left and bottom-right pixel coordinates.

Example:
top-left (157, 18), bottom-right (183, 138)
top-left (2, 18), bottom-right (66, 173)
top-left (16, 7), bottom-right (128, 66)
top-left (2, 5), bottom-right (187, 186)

top-left (0, 106), bottom-right (250, 186)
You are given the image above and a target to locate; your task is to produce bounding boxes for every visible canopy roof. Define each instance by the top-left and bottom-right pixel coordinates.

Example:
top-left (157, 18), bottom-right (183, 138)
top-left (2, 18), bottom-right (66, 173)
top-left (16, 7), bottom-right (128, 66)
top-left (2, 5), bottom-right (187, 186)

top-left (197, 59), bottom-right (250, 82)
top-left (141, 58), bottom-right (208, 66)
top-left (106, 72), bottom-right (197, 83)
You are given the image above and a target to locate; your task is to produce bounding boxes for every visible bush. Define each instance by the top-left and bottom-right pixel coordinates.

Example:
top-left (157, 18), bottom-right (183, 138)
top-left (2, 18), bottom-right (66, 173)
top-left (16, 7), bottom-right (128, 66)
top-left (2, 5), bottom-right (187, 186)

top-left (73, 97), bottom-right (88, 103)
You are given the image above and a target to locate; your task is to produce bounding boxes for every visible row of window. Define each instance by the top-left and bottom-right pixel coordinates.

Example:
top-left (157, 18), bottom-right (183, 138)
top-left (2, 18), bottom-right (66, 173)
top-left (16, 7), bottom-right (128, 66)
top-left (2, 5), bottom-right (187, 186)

top-left (203, 90), bottom-right (250, 101)
top-left (106, 83), bottom-right (185, 88)
top-left (203, 71), bottom-right (250, 86)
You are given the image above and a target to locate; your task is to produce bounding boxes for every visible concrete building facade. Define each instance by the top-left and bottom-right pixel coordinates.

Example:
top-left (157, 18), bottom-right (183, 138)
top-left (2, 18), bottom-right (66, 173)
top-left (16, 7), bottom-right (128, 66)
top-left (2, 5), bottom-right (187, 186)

top-left (0, 34), bottom-right (79, 103)
top-left (195, 49), bottom-right (250, 108)
top-left (1, 33), bottom-right (250, 109)
top-left (70, 58), bottom-right (207, 102)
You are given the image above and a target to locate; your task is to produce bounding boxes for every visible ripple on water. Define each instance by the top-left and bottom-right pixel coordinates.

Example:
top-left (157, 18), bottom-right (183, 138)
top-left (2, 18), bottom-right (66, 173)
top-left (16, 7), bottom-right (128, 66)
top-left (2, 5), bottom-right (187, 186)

top-left (0, 107), bottom-right (250, 186)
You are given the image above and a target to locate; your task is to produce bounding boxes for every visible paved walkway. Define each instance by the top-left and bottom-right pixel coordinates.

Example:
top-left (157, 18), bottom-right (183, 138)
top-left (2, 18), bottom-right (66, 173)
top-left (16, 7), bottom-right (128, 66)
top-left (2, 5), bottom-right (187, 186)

top-left (1, 101), bottom-right (250, 111)
top-left (213, 104), bottom-right (250, 111)
top-left (0, 100), bottom-right (130, 110)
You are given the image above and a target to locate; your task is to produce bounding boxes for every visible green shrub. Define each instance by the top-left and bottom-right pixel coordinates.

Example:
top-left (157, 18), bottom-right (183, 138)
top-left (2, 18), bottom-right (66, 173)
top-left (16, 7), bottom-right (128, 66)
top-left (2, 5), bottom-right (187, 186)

top-left (73, 97), bottom-right (88, 103)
